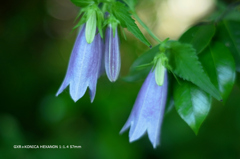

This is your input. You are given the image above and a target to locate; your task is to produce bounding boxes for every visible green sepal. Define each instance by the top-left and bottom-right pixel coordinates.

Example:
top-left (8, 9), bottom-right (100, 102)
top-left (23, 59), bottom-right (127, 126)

top-left (96, 9), bottom-right (104, 38)
top-left (72, 11), bottom-right (87, 31)
top-left (103, 14), bottom-right (120, 37)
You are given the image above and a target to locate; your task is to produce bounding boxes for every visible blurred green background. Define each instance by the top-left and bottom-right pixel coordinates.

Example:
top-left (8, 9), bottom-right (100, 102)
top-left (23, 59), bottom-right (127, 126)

top-left (1, 0), bottom-right (240, 158)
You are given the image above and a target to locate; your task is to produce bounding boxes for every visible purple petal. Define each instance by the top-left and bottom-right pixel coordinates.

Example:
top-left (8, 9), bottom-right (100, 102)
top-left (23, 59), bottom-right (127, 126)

top-left (104, 25), bottom-right (121, 82)
top-left (120, 69), bottom-right (168, 148)
top-left (56, 24), bottom-right (102, 102)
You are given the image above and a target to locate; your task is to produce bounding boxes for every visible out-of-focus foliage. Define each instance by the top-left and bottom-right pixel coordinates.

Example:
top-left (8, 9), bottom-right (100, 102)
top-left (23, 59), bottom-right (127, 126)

top-left (217, 20), bottom-right (240, 71)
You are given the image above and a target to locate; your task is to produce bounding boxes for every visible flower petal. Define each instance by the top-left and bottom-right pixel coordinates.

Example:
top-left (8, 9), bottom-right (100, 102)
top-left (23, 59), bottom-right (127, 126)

top-left (120, 69), bottom-right (168, 148)
top-left (104, 25), bottom-right (121, 82)
top-left (56, 24), bottom-right (102, 102)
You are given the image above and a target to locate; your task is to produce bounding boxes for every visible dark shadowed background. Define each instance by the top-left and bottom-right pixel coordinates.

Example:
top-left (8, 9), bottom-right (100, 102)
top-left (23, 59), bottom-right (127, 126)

top-left (1, 0), bottom-right (240, 158)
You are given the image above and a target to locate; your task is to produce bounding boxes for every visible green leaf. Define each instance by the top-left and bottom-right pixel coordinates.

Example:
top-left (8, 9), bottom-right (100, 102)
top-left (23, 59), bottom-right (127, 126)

top-left (123, 44), bottom-right (160, 82)
top-left (165, 41), bottom-right (222, 100)
top-left (216, 20), bottom-right (240, 72)
top-left (217, 1), bottom-right (240, 22)
top-left (223, 9), bottom-right (240, 21)
top-left (179, 23), bottom-right (215, 54)
top-left (112, 2), bottom-right (151, 47)
top-left (71, 0), bottom-right (94, 7)
top-left (199, 42), bottom-right (236, 103)
top-left (174, 80), bottom-right (212, 135)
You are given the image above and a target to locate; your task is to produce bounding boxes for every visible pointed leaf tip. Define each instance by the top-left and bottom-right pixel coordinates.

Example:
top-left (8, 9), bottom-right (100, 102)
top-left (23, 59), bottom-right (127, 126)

top-left (174, 80), bottom-right (212, 135)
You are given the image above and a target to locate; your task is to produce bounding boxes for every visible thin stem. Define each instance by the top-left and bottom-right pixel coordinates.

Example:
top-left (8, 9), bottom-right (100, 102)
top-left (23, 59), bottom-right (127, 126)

top-left (132, 12), bottom-right (161, 43)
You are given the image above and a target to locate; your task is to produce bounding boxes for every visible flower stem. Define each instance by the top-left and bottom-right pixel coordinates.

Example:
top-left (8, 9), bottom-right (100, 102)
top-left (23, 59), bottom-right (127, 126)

top-left (132, 12), bottom-right (161, 43)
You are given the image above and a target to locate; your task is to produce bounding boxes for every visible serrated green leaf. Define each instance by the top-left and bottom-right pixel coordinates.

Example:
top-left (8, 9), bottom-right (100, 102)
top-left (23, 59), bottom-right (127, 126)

top-left (179, 23), bottom-right (215, 54)
top-left (123, 44), bottom-right (160, 82)
top-left (174, 80), bottom-right (212, 135)
top-left (216, 20), bottom-right (240, 72)
top-left (165, 41), bottom-right (222, 100)
top-left (71, 0), bottom-right (94, 7)
top-left (112, 2), bottom-right (151, 47)
top-left (199, 42), bottom-right (236, 103)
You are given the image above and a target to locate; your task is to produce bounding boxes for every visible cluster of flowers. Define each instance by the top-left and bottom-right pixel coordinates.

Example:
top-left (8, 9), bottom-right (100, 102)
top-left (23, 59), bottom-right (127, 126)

top-left (56, 23), bottom-right (120, 102)
top-left (56, 8), bottom-right (168, 149)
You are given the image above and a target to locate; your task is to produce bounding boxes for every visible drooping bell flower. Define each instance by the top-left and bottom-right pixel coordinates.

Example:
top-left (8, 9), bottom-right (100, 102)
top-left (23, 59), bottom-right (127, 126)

top-left (104, 24), bottom-right (121, 82)
top-left (120, 68), bottom-right (168, 148)
top-left (56, 24), bottom-right (103, 102)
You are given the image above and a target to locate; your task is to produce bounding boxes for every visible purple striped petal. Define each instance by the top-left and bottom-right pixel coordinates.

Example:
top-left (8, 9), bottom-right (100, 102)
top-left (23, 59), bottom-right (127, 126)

top-left (120, 69), bottom-right (168, 148)
top-left (56, 24), bottom-right (103, 102)
top-left (104, 25), bottom-right (121, 82)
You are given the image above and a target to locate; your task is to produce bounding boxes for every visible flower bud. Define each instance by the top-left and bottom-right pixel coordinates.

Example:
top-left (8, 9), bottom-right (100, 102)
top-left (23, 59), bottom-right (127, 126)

top-left (86, 10), bottom-right (97, 43)
top-left (104, 25), bottom-right (121, 82)
top-left (155, 59), bottom-right (165, 86)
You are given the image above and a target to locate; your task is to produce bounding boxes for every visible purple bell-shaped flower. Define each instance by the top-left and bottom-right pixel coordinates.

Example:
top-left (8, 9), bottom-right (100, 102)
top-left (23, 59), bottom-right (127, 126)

top-left (104, 25), bottom-right (121, 82)
top-left (56, 24), bottom-right (103, 102)
top-left (120, 69), bottom-right (168, 148)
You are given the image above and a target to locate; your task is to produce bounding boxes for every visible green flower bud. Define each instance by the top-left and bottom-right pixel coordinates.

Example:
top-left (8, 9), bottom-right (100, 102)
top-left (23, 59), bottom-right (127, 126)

top-left (154, 53), bottom-right (168, 86)
top-left (155, 58), bottom-right (165, 86)
top-left (86, 10), bottom-right (97, 43)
